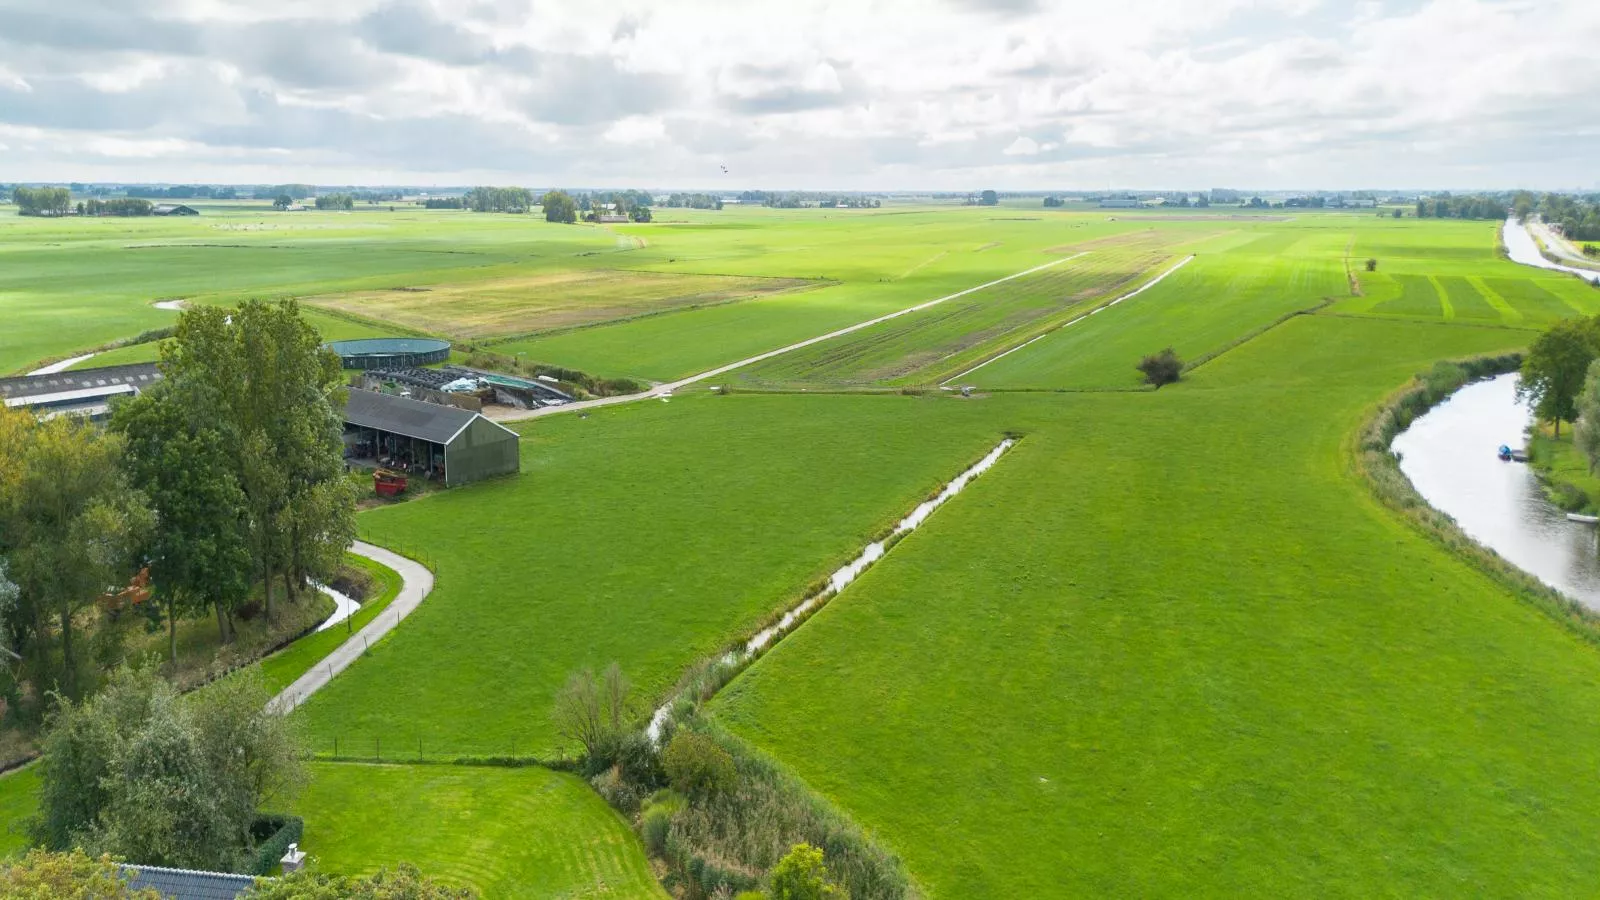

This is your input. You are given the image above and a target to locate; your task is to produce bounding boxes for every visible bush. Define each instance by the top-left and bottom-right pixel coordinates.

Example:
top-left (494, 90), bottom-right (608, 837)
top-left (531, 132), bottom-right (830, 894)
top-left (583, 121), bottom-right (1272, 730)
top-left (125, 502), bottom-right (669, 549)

top-left (245, 814), bottom-right (304, 876)
top-left (0, 849), bottom-right (161, 898)
top-left (770, 844), bottom-right (841, 900)
top-left (1365, 258), bottom-right (1378, 271)
top-left (641, 805), bottom-right (673, 856)
top-left (1136, 347), bottom-right (1183, 387)
top-left (662, 731), bottom-right (736, 799)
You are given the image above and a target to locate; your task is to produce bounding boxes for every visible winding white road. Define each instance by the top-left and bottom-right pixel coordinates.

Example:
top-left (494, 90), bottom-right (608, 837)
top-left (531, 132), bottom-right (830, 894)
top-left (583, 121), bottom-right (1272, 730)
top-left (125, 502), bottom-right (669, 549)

top-left (267, 541), bottom-right (434, 715)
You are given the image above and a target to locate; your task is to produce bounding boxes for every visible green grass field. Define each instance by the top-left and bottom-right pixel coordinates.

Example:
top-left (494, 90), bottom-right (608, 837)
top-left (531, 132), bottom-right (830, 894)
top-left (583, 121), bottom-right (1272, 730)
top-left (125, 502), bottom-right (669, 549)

top-left (13, 204), bottom-right (1600, 897)
top-left (288, 762), bottom-right (664, 899)
top-left (0, 766), bottom-right (39, 858)
top-left (714, 316), bottom-right (1600, 897)
top-left (294, 393), bottom-right (1003, 756)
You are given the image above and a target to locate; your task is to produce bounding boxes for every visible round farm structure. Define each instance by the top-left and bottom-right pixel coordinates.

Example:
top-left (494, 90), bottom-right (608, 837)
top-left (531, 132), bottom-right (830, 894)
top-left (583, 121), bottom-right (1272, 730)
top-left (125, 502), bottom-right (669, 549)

top-left (327, 338), bottom-right (451, 370)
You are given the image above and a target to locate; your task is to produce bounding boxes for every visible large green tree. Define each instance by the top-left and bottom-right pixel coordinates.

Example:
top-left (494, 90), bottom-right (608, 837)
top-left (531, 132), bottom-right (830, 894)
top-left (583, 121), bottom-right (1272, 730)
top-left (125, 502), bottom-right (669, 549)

top-left (541, 190), bottom-right (578, 224)
top-left (113, 376), bottom-right (254, 652)
top-left (1573, 359), bottom-right (1600, 472)
top-left (33, 666), bottom-right (303, 870)
top-left (151, 301), bottom-right (355, 620)
top-left (0, 414), bottom-right (149, 700)
top-left (1518, 317), bottom-right (1600, 438)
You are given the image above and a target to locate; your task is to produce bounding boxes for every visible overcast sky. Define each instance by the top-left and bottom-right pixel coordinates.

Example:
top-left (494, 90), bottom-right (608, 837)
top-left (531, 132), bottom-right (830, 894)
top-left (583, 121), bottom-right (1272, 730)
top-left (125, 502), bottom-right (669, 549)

top-left (0, 0), bottom-right (1596, 190)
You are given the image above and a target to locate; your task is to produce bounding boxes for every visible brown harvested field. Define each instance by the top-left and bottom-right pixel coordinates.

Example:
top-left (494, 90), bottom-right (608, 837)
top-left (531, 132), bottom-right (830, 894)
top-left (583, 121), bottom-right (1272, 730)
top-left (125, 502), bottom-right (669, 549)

top-left (303, 269), bottom-right (815, 339)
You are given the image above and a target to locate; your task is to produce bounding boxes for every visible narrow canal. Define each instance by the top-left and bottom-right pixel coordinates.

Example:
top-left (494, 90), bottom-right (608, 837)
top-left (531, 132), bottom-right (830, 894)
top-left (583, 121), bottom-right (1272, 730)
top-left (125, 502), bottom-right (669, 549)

top-left (1392, 372), bottom-right (1600, 609)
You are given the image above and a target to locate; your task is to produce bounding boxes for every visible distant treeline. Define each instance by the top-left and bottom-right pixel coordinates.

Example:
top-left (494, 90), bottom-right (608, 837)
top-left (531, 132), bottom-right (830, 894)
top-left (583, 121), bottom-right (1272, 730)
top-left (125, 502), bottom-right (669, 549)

top-left (1415, 195), bottom-right (1507, 220)
top-left (12, 186), bottom-right (71, 216)
top-left (127, 185), bottom-right (238, 200)
top-left (421, 197), bottom-right (465, 209)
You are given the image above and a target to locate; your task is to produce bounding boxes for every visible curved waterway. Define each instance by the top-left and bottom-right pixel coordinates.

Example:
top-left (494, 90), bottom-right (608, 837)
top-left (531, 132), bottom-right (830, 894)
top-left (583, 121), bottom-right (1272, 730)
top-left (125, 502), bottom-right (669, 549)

top-left (1392, 372), bottom-right (1600, 608)
top-left (1502, 218), bottom-right (1600, 285)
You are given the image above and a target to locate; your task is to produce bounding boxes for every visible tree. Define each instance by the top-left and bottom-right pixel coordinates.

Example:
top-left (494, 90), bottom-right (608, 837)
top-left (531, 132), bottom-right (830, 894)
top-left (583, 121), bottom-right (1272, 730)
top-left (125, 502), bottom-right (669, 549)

top-left (33, 666), bottom-right (304, 870)
top-left (978, 190), bottom-right (999, 206)
top-left (1573, 359), bottom-right (1600, 472)
top-left (630, 205), bottom-right (653, 223)
top-left (149, 302), bottom-right (353, 623)
top-left (768, 844), bottom-right (840, 900)
top-left (1365, 258), bottom-right (1378, 272)
top-left (0, 415), bottom-right (149, 700)
top-left (244, 863), bottom-right (473, 898)
top-left (1137, 347), bottom-right (1183, 387)
top-left (113, 376), bottom-right (253, 654)
top-left (553, 663), bottom-right (631, 768)
top-left (1518, 317), bottom-right (1600, 438)
top-left (273, 194), bottom-right (293, 211)
top-left (0, 849), bottom-right (161, 899)
top-left (541, 190), bottom-right (577, 224)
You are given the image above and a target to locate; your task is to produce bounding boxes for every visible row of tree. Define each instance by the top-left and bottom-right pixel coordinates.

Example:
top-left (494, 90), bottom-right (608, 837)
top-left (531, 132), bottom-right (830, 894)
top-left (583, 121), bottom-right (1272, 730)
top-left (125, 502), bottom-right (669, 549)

top-left (1415, 195), bottom-right (1507, 220)
top-left (463, 186), bottom-right (535, 213)
top-left (11, 187), bottom-right (72, 216)
top-left (660, 192), bottom-right (723, 209)
top-left (83, 198), bottom-right (155, 217)
top-left (314, 193), bottom-right (355, 210)
top-left (0, 301), bottom-right (355, 709)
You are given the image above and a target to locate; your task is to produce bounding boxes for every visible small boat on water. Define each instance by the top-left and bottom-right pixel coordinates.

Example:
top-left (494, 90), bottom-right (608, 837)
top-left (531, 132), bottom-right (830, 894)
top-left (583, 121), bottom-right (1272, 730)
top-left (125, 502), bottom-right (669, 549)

top-left (1498, 444), bottom-right (1529, 462)
top-left (1568, 513), bottom-right (1600, 524)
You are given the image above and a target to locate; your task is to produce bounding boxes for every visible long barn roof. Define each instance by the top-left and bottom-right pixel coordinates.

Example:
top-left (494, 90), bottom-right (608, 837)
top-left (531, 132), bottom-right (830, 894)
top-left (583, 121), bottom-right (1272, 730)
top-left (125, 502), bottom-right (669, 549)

top-left (343, 387), bottom-right (482, 445)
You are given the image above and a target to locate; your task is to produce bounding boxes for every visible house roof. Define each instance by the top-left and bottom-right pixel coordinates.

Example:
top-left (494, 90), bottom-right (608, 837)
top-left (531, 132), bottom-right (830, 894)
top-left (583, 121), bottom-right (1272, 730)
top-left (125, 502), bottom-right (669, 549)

top-left (122, 864), bottom-right (258, 900)
top-left (344, 387), bottom-right (482, 445)
top-left (0, 363), bottom-right (163, 402)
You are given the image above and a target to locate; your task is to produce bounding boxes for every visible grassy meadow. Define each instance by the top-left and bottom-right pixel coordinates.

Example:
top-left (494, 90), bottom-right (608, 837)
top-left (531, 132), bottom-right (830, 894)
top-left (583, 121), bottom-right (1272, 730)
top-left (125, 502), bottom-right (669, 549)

top-left (288, 762), bottom-right (664, 898)
top-left (295, 392), bottom-right (1003, 756)
top-left (12, 202), bottom-right (1600, 897)
top-left (0, 766), bottom-right (38, 859)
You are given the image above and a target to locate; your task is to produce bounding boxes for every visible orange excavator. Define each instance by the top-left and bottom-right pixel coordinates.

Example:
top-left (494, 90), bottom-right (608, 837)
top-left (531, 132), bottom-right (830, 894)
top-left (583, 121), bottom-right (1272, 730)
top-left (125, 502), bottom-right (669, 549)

top-left (99, 567), bottom-right (153, 615)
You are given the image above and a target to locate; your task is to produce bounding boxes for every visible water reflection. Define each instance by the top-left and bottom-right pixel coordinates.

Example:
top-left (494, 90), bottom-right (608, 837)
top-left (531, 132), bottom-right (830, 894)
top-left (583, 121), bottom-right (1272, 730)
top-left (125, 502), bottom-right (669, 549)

top-left (1393, 373), bottom-right (1600, 608)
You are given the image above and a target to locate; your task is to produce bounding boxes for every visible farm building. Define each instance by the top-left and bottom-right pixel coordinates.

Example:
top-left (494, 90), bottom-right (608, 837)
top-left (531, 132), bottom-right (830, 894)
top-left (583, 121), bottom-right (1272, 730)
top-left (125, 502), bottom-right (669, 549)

top-left (0, 362), bottom-right (163, 420)
top-left (152, 203), bottom-right (200, 216)
top-left (1098, 198), bottom-right (1142, 208)
top-left (342, 388), bottom-right (519, 486)
top-left (327, 337), bottom-right (452, 370)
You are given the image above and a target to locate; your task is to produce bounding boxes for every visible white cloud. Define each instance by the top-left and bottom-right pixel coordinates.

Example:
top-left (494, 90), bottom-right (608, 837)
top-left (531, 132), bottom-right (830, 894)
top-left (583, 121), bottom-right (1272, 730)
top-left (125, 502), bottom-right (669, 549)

top-left (603, 114), bottom-right (667, 145)
top-left (0, 0), bottom-right (1597, 188)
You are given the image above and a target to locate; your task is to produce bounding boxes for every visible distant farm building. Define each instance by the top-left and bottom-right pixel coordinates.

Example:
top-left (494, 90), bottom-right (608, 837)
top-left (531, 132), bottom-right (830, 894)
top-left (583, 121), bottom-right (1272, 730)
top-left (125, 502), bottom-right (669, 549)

top-left (327, 337), bottom-right (452, 370)
top-left (1099, 198), bottom-right (1142, 209)
top-left (152, 203), bottom-right (200, 216)
top-left (342, 388), bottom-right (519, 486)
top-left (0, 363), bottom-right (163, 421)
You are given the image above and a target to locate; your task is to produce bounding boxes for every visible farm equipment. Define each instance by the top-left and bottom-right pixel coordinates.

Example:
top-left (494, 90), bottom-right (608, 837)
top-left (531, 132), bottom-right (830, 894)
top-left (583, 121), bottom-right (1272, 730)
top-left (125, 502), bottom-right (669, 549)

top-left (99, 567), bottom-right (153, 615)
top-left (374, 468), bottom-right (409, 497)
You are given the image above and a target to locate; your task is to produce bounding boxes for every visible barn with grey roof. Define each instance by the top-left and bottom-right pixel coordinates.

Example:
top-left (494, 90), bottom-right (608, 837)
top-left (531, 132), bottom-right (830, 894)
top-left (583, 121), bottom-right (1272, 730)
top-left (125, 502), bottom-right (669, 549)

top-left (343, 388), bottom-right (519, 486)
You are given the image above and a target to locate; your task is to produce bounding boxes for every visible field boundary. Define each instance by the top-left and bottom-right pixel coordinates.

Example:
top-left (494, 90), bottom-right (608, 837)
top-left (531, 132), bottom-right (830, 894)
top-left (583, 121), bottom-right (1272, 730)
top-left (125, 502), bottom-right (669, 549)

top-left (1183, 296), bottom-right (1337, 375)
top-left (480, 277), bottom-right (834, 348)
top-left (496, 254), bottom-right (1090, 422)
top-left (938, 254), bottom-right (1195, 386)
